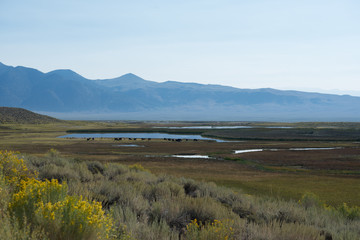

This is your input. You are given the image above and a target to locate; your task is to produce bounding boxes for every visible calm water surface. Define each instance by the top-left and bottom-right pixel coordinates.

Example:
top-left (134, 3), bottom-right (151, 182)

top-left (59, 133), bottom-right (228, 142)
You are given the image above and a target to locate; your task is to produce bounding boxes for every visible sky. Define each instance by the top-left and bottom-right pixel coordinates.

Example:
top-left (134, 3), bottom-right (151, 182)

top-left (1, 0), bottom-right (360, 95)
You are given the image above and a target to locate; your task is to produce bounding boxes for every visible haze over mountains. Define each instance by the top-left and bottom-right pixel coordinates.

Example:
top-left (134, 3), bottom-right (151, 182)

top-left (0, 62), bottom-right (359, 121)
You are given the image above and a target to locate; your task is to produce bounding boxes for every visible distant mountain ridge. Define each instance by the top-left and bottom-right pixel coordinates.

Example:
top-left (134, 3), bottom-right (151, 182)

top-left (0, 62), bottom-right (359, 121)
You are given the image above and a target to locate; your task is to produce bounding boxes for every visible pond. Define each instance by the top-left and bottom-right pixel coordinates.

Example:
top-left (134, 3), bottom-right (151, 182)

top-left (58, 133), bottom-right (228, 142)
top-left (234, 147), bottom-right (340, 154)
top-left (153, 126), bottom-right (294, 129)
top-left (153, 126), bottom-right (253, 129)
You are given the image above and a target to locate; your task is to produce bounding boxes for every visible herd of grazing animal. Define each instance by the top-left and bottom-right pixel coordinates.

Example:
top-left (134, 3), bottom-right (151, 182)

top-left (86, 137), bottom-right (199, 142)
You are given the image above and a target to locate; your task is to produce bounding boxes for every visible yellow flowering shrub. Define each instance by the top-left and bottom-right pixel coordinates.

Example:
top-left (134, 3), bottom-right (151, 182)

top-left (129, 163), bottom-right (149, 172)
top-left (36, 196), bottom-right (114, 240)
top-left (337, 203), bottom-right (360, 220)
top-left (185, 219), bottom-right (235, 240)
top-left (0, 150), bottom-right (35, 189)
top-left (8, 176), bottom-right (115, 239)
top-left (2, 151), bottom-right (125, 239)
top-left (9, 178), bottom-right (68, 227)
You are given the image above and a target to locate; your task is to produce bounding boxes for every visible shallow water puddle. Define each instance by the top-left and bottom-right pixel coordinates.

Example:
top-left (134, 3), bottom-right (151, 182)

top-left (289, 147), bottom-right (338, 151)
top-left (234, 147), bottom-right (340, 154)
top-left (234, 149), bottom-right (264, 154)
top-left (113, 144), bottom-right (144, 147)
top-left (171, 155), bottom-right (212, 159)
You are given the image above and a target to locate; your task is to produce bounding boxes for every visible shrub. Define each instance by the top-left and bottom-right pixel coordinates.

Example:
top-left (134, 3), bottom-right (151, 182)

top-left (39, 163), bottom-right (79, 183)
top-left (8, 178), bottom-right (68, 227)
top-left (111, 205), bottom-right (176, 240)
top-left (87, 161), bottom-right (105, 175)
top-left (0, 150), bottom-right (35, 189)
top-left (299, 192), bottom-right (323, 210)
top-left (76, 162), bottom-right (94, 182)
top-left (36, 196), bottom-right (114, 240)
top-left (103, 163), bottom-right (129, 180)
top-left (150, 196), bottom-right (236, 231)
top-left (145, 181), bottom-right (185, 202)
top-left (8, 177), bottom-right (115, 239)
top-left (46, 148), bottom-right (60, 158)
top-left (337, 203), bottom-right (360, 220)
top-left (129, 163), bottom-right (149, 173)
top-left (184, 219), bottom-right (235, 240)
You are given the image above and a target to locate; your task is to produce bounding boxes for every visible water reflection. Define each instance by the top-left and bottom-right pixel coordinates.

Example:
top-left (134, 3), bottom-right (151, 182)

top-left (234, 147), bottom-right (340, 154)
top-left (59, 133), bottom-right (228, 142)
top-left (171, 155), bottom-right (211, 159)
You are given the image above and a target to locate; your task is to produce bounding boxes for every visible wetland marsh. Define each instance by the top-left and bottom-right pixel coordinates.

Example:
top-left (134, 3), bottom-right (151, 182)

top-left (1, 121), bottom-right (360, 206)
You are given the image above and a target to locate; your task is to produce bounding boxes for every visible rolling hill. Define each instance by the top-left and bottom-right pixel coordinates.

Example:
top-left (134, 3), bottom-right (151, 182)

top-left (0, 107), bottom-right (61, 124)
top-left (0, 62), bottom-right (359, 121)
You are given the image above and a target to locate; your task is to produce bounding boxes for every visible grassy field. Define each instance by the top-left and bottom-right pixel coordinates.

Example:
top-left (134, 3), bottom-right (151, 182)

top-left (0, 121), bottom-right (359, 207)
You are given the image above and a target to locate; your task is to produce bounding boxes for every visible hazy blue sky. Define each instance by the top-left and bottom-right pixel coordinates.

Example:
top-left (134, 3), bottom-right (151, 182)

top-left (1, 0), bottom-right (359, 95)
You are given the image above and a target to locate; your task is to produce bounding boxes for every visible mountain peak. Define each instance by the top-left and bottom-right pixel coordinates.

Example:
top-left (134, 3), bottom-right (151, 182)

top-left (119, 73), bottom-right (144, 81)
top-left (46, 69), bottom-right (86, 81)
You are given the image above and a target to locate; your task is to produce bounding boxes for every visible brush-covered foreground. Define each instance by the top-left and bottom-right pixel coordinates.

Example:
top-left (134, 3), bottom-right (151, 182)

top-left (1, 150), bottom-right (359, 240)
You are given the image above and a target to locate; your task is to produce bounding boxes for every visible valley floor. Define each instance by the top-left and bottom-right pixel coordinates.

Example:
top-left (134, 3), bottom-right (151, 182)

top-left (0, 121), bottom-right (359, 206)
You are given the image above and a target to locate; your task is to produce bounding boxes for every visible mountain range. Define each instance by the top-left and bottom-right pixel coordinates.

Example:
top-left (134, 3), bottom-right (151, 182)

top-left (0, 62), bottom-right (359, 121)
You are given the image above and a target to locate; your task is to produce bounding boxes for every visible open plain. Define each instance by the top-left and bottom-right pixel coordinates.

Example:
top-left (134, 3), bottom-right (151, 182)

top-left (1, 120), bottom-right (359, 207)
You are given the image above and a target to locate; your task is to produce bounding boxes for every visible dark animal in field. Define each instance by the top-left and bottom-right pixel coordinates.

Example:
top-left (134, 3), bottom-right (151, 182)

top-left (87, 138), bottom-right (90, 141)
top-left (176, 139), bottom-right (182, 142)
top-left (193, 139), bottom-right (198, 141)
top-left (148, 138), bottom-right (151, 140)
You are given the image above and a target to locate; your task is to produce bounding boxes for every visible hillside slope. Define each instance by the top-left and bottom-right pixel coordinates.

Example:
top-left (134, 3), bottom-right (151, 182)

top-left (0, 107), bottom-right (61, 124)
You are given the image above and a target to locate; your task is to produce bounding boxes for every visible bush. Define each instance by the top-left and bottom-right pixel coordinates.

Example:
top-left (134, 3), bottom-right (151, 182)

top-left (337, 203), bottom-right (360, 220)
top-left (39, 163), bottom-right (79, 183)
top-left (36, 196), bottom-right (114, 240)
top-left (2, 151), bottom-right (132, 240)
top-left (103, 163), bottom-right (129, 180)
top-left (184, 219), bottom-right (235, 240)
top-left (299, 192), bottom-right (323, 210)
top-left (0, 150), bottom-right (35, 189)
top-left (129, 163), bottom-right (149, 173)
top-left (8, 177), bottom-right (115, 239)
top-left (150, 196), bottom-right (236, 231)
top-left (87, 161), bottom-right (105, 175)
top-left (145, 181), bottom-right (184, 202)
top-left (9, 178), bottom-right (68, 227)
